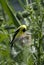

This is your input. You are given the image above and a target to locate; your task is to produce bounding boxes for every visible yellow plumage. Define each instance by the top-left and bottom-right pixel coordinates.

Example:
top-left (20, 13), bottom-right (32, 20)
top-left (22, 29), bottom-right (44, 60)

top-left (15, 25), bottom-right (27, 38)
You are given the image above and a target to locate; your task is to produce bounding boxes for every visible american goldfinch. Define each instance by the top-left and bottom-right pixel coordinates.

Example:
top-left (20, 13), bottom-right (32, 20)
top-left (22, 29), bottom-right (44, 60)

top-left (10, 25), bottom-right (27, 48)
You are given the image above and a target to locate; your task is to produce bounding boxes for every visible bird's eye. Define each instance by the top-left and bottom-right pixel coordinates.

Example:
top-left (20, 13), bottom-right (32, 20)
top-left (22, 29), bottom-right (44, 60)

top-left (22, 28), bottom-right (26, 32)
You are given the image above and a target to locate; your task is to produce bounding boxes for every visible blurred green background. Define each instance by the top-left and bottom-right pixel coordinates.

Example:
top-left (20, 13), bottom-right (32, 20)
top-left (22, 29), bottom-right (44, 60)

top-left (0, 0), bottom-right (44, 65)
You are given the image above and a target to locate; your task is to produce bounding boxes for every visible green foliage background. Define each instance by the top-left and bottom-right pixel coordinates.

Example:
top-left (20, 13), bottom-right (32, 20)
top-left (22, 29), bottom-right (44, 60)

top-left (0, 0), bottom-right (44, 65)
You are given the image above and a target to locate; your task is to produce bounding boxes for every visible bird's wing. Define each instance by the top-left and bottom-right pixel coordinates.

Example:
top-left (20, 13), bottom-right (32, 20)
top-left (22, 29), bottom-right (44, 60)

top-left (10, 28), bottom-right (20, 48)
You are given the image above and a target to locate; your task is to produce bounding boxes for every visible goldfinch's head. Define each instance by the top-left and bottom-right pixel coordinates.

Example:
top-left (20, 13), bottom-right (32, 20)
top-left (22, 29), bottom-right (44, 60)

top-left (19, 25), bottom-right (27, 32)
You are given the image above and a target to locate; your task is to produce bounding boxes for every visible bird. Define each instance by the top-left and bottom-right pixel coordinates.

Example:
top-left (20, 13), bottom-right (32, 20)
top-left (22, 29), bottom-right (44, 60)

top-left (10, 25), bottom-right (27, 48)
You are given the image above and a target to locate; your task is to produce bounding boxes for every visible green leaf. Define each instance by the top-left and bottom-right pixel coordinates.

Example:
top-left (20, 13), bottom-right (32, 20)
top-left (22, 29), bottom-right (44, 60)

top-left (0, 0), bottom-right (21, 27)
